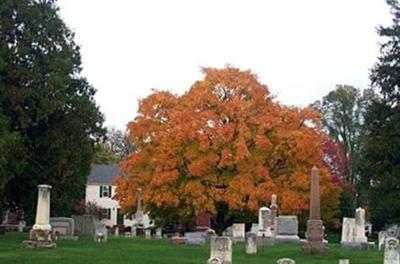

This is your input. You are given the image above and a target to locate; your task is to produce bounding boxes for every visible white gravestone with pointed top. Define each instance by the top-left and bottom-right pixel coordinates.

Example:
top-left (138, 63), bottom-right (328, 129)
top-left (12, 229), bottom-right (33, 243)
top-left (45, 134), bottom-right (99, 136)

top-left (384, 237), bottom-right (400, 264)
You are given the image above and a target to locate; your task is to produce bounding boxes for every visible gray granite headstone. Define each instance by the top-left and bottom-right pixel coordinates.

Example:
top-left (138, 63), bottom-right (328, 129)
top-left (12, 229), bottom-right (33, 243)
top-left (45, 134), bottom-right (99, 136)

top-left (72, 215), bottom-right (96, 237)
top-left (277, 216), bottom-right (298, 235)
top-left (276, 216), bottom-right (299, 243)
top-left (50, 217), bottom-right (78, 240)
top-left (185, 232), bottom-right (205, 246)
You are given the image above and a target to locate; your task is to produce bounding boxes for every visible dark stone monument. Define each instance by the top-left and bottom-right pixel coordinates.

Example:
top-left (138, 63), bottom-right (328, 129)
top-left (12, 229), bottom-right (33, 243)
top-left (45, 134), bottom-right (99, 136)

top-left (302, 166), bottom-right (328, 254)
top-left (196, 212), bottom-right (211, 232)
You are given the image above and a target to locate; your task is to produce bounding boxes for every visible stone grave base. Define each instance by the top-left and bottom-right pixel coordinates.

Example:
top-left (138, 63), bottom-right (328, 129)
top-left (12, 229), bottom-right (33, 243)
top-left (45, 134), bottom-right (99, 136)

top-left (275, 235), bottom-right (300, 244)
top-left (22, 240), bottom-right (57, 249)
top-left (341, 241), bottom-right (375, 249)
top-left (22, 229), bottom-right (56, 249)
top-left (302, 241), bottom-right (329, 255)
top-left (256, 236), bottom-right (275, 246)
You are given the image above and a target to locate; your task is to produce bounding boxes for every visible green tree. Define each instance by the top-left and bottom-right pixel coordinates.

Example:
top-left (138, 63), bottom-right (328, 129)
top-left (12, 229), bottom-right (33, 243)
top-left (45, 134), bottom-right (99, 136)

top-left (361, 0), bottom-right (400, 227)
top-left (0, 0), bottom-right (104, 222)
top-left (105, 127), bottom-right (135, 160)
top-left (93, 143), bottom-right (118, 165)
top-left (311, 85), bottom-right (375, 217)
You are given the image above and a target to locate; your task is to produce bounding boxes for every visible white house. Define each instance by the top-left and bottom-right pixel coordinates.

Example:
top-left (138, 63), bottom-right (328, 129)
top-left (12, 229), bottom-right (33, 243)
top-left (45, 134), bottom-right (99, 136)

top-left (85, 164), bottom-right (153, 228)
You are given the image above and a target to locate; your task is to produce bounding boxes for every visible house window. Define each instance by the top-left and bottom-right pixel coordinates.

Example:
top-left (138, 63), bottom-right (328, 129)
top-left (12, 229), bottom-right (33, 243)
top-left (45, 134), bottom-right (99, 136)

top-left (100, 208), bottom-right (111, 220)
top-left (99, 185), bottom-right (112, 198)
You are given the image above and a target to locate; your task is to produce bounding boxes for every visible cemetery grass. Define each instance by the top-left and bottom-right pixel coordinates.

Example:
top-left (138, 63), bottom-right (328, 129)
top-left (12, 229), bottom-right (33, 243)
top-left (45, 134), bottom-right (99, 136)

top-left (0, 232), bottom-right (382, 264)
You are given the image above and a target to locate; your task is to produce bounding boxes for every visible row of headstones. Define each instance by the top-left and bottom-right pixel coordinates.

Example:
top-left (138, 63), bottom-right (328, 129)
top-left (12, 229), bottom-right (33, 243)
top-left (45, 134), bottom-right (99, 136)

top-left (223, 215), bottom-right (300, 244)
top-left (207, 236), bottom-right (351, 264)
top-left (340, 207), bottom-right (374, 249)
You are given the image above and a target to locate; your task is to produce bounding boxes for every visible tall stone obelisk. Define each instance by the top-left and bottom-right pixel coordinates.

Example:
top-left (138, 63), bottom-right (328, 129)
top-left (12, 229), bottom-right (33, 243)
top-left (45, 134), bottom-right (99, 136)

top-left (135, 188), bottom-right (144, 227)
top-left (302, 166), bottom-right (328, 254)
top-left (22, 184), bottom-right (56, 248)
top-left (32, 185), bottom-right (52, 231)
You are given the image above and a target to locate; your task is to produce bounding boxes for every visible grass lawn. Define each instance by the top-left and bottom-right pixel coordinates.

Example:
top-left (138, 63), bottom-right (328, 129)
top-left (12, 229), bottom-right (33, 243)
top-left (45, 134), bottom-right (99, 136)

top-left (0, 232), bottom-right (383, 264)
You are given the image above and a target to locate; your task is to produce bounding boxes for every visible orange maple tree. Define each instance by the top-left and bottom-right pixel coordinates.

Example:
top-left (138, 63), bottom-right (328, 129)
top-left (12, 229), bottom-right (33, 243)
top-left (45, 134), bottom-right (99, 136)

top-left (115, 67), bottom-right (341, 229)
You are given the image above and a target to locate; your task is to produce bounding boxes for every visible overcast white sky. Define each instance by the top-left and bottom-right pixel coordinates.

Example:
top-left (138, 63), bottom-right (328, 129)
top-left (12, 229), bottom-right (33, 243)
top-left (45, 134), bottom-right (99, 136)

top-left (57, 0), bottom-right (392, 130)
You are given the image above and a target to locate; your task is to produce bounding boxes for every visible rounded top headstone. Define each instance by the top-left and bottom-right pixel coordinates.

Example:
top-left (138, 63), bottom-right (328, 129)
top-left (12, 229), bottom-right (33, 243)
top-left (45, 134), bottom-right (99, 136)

top-left (259, 206), bottom-right (270, 212)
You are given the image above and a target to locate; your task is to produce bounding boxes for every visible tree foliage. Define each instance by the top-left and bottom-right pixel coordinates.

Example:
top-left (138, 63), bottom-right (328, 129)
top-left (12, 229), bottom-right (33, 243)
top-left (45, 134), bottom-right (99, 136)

top-left (115, 67), bottom-right (341, 229)
top-left (92, 143), bottom-right (118, 165)
top-left (0, 0), bottom-right (104, 221)
top-left (105, 127), bottom-right (135, 160)
top-left (361, 0), bottom-right (400, 227)
top-left (311, 85), bottom-right (375, 183)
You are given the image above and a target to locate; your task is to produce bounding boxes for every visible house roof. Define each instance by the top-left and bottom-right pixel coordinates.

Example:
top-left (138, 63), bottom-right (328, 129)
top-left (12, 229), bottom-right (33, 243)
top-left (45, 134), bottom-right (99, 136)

top-left (87, 164), bottom-right (119, 185)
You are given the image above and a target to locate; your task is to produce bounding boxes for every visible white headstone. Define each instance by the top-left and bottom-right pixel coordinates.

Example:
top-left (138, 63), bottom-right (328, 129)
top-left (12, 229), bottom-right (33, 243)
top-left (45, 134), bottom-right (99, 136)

top-left (341, 217), bottom-right (356, 243)
top-left (277, 258), bottom-right (295, 264)
top-left (207, 258), bottom-right (222, 264)
top-left (209, 236), bottom-right (232, 264)
top-left (245, 232), bottom-right (257, 254)
top-left (250, 223), bottom-right (259, 233)
top-left (232, 223), bottom-right (245, 242)
top-left (33, 185), bottom-right (52, 231)
top-left (114, 226), bottom-right (119, 236)
top-left (156, 228), bottom-right (162, 239)
top-left (131, 227), bottom-right (137, 237)
top-left (145, 229), bottom-right (151, 239)
top-left (354, 207), bottom-right (367, 243)
top-left (258, 207), bottom-right (271, 231)
top-left (384, 237), bottom-right (400, 264)
top-left (18, 221), bottom-right (26, 232)
top-left (339, 260), bottom-right (350, 264)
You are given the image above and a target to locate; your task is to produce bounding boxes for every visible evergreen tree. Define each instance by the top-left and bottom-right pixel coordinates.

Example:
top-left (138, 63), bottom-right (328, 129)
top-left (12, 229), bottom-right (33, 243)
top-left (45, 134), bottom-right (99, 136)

top-left (0, 0), bottom-right (104, 221)
top-left (362, 0), bottom-right (400, 227)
